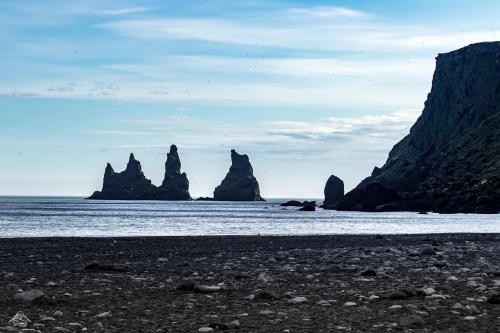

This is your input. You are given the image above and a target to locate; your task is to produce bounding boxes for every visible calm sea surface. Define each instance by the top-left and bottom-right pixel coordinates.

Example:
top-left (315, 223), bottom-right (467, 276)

top-left (1, 196), bottom-right (500, 238)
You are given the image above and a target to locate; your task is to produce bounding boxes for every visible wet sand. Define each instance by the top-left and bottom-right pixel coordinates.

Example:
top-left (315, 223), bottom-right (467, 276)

top-left (1, 234), bottom-right (500, 332)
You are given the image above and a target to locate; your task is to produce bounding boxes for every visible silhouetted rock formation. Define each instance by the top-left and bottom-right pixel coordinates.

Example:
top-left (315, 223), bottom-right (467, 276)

top-left (281, 200), bottom-right (306, 207)
top-left (298, 201), bottom-right (316, 211)
top-left (337, 42), bottom-right (500, 213)
top-left (89, 153), bottom-right (159, 200)
top-left (159, 145), bottom-right (191, 200)
top-left (213, 150), bottom-right (264, 201)
top-left (322, 175), bottom-right (344, 209)
top-left (89, 146), bottom-right (192, 201)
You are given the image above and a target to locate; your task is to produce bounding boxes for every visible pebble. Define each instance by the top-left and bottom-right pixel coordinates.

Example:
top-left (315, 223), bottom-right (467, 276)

top-left (421, 247), bottom-right (436, 256)
top-left (258, 272), bottom-right (274, 283)
top-left (344, 302), bottom-right (357, 307)
top-left (421, 287), bottom-right (436, 296)
top-left (198, 327), bottom-right (214, 332)
top-left (399, 315), bottom-right (425, 327)
top-left (96, 311), bottom-right (112, 318)
top-left (388, 291), bottom-right (408, 299)
top-left (288, 296), bottom-right (308, 304)
top-left (13, 289), bottom-right (45, 302)
top-left (194, 285), bottom-right (222, 293)
top-left (487, 294), bottom-right (500, 304)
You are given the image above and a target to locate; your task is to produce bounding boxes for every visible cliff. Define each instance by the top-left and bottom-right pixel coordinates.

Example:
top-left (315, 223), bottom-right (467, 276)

top-left (337, 42), bottom-right (500, 213)
top-left (213, 150), bottom-right (264, 201)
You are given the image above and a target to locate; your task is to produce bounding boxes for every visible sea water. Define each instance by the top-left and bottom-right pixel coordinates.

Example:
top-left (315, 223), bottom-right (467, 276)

top-left (1, 196), bottom-right (500, 237)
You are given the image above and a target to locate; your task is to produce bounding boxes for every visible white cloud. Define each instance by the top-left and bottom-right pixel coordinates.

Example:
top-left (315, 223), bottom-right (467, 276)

top-left (105, 56), bottom-right (435, 79)
top-left (95, 7), bottom-right (152, 16)
top-left (106, 110), bottom-right (419, 155)
top-left (97, 17), bottom-right (499, 53)
top-left (287, 6), bottom-right (369, 19)
top-left (264, 110), bottom-right (419, 143)
top-left (90, 130), bottom-right (153, 136)
top-left (0, 77), bottom-right (427, 110)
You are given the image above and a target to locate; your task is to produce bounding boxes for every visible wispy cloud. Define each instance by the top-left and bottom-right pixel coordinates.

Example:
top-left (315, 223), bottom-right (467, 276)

top-left (95, 7), bottom-right (152, 16)
top-left (104, 110), bottom-right (419, 156)
top-left (287, 6), bottom-right (369, 19)
top-left (97, 16), bottom-right (499, 52)
top-left (265, 110), bottom-right (419, 143)
top-left (0, 78), bottom-right (427, 110)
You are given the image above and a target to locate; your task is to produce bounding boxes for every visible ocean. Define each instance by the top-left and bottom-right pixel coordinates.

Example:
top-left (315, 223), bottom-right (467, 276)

top-left (0, 196), bottom-right (500, 238)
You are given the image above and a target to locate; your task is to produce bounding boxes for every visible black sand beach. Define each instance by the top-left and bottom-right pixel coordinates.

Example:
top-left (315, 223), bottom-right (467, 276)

top-left (1, 234), bottom-right (500, 332)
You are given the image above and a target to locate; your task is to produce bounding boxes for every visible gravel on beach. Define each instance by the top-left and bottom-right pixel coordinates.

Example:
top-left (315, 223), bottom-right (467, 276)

top-left (1, 234), bottom-right (500, 332)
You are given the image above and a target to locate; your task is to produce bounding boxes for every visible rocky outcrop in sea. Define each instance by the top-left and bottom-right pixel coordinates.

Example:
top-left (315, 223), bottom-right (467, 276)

top-left (89, 146), bottom-right (191, 200)
top-left (160, 145), bottom-right (191, 200)
top-left (214, 150), bottom-right (264, 201)
top-left (337, 42), bottom-right (500, 213)
top-left (88, 153), bottom-right (158, 200)
top-left (322, 175), bottom-right (344, 209)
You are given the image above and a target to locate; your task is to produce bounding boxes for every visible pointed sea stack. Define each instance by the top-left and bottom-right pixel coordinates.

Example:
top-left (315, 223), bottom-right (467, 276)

top-left (322, 175), bottom-right (344, 209)
top-left (89, 153), bottom-right (159, 200)
top-left (337, 42), bottom-right (500, 213)
top-left (213, 150), bottom-right (264, 201)
top-left (159, 145), bottom-right (191, 200)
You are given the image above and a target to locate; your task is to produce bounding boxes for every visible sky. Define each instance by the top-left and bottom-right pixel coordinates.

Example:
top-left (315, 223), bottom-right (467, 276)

top-left (0, 0), bottom-right (499, 198)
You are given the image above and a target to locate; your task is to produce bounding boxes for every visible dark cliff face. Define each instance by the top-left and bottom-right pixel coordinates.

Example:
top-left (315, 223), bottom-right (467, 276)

top-left (322, 175), bottom-right (344, 209)
top-left (89, 153), bottom-right (159, 200)
top-left (213, 150), bottom-right (264, 201)
top-left (337, 42), bottom-right (500, 213)
top-left (159, 145), bottom-right (191, 200)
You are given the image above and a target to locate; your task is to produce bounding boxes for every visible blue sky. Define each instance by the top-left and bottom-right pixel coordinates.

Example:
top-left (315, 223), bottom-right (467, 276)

top-left (0, 0), bottom-right (499, 198)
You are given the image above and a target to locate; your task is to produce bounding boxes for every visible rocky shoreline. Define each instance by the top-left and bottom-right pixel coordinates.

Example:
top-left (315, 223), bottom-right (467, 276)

top-left (1, 234), bottom-right (500, 332)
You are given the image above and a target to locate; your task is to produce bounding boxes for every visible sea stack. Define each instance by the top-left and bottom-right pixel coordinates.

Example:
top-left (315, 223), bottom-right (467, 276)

top-left (89, 153), bottom-right (158, 200)
top-left (159, 145), bottom-right (191, 200)
top-left (322, 175), bottom-right (344, 209)
top-left (337, 42), bottom-right (500, 213)
top-left (214, 149), bottom-right (264, 201)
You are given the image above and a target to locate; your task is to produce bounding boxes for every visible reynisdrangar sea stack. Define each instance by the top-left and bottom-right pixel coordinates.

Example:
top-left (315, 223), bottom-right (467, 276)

top-left (213, 149), bottom-right (264, 201)
top-left (89, 145), bottom-right (191, 200)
